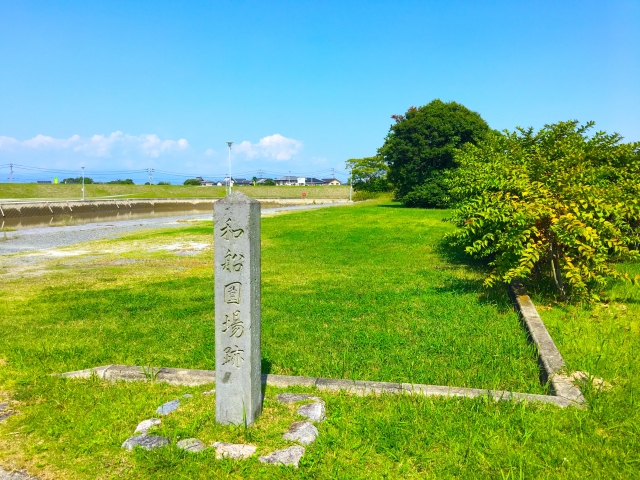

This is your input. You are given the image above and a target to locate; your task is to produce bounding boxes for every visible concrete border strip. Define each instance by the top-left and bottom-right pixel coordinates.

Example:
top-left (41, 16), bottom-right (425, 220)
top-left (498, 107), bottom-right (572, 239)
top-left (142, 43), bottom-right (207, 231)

top-left (509, 280), bottom-right (585, 403)
top-left (58, 364), bottom-right (579, 408)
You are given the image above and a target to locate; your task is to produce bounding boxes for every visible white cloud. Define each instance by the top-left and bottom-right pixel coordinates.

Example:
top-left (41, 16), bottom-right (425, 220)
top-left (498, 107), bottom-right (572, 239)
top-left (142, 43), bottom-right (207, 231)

top-left (234, 134), bottom-right (302, 161)
top-left (0, 132), bottom-right (189, 158)
top-left (204, 148), bottom-right (216, 156)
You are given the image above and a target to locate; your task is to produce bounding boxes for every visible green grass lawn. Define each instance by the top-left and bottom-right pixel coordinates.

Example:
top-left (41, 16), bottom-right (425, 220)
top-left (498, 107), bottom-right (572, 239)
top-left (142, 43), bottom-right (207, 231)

top-left (0, 199), bottom-right (638, 478)
top-left (0, 183), bottom-right (349, 200)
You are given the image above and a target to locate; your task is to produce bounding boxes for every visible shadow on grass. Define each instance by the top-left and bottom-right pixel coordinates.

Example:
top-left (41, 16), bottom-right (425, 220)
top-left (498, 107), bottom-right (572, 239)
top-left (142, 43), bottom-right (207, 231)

top-left (431, 277), bottom-right (516, 314)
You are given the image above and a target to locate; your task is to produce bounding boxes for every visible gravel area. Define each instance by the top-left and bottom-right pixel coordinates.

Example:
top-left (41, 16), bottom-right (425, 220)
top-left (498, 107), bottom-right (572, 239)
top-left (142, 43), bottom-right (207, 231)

top-left (0, 203), bottom-right (346, 254)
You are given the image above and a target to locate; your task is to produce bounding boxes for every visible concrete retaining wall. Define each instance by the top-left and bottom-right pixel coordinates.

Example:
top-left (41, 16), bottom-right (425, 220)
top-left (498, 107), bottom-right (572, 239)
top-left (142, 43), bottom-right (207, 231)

top-left (0, 198), bottom-right (216, 219)
top-left (0, 198), bottom-right (349, 220)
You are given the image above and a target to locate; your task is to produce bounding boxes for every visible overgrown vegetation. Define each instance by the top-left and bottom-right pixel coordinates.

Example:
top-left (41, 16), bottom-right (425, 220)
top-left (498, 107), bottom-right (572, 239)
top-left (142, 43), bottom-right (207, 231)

top-left (447, 121), bottom-right (640, 300)
top-left (379, 99), bottom-right (490, 208)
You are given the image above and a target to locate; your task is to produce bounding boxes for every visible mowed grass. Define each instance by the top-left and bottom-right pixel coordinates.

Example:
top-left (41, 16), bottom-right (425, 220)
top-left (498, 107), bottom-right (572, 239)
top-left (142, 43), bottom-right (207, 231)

top-left (0, 183), bottom-right (349, 200)
top-left (0, 199), bottom-right (638, 478)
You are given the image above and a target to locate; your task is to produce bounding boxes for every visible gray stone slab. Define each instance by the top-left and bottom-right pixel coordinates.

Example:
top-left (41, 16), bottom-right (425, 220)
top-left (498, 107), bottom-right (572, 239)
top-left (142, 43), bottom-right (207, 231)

top-left (156, 399), bottom-right (180, 415)
top-left (354, 380), bottom-right (403, 394)
top-left (0, 468), bottom-right (35, 480)
top-left (176, 438), bottom-right (205, 452)
top-left (276, 393), bottom-right (323, 404)
top-left (510, 280), bottom-right (586, 405)
top-left (214, 192), bottom-right (262, 425)
top-left (58, 365), bottom-right (585, 408)
top-left (282, 421), bottom-right (318, 445)
top-left (134, 418), bottom-right (161, 434)
top-left (264, 373), bottom-right (317, 388)
top-left (122, 434), bottom-right (170, 451)
top-left (259, 446), bottom-right (305, 468)
top-left (212, 442), bottom-right (257, 459)
top-left (297, 403), bottom-right (326, 422)
top-left (315, 377), bottom-right (356, 392)
top-left (0, 403), bottom-right (14, 423)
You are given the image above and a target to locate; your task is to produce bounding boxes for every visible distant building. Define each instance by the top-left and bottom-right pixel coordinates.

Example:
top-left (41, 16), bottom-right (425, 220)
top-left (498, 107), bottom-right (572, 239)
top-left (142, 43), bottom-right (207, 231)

top-left (234, 178), bottom-right (253, 186)
top-left (322, 178), bottom-right (341, 186)
top-left (37, 180), bottom-right (52, 184)
top-left (274, 176), bottom-right (298, 186)
top-left (298, 177), bottom-right (323, 186)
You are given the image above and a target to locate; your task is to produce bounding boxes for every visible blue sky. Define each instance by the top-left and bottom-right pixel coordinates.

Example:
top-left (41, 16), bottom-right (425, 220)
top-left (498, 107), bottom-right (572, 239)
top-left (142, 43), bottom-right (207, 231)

top-left (1, 0), bottom-right (638, 184)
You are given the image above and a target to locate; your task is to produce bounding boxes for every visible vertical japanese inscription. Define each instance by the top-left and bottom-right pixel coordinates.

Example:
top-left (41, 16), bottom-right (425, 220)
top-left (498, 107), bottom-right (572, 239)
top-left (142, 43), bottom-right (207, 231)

top-left (214, 193), bottom-right (261, 426)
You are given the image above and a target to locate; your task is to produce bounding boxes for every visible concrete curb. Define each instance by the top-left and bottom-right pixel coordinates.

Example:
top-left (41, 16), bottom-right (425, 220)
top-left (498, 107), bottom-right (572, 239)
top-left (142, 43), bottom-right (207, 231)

top-left (58, 365), bottom-right (579, 408)
top-left (56, 282), bottom-right (585, 409)
top-left (509, 280), bottom-right (585, 404)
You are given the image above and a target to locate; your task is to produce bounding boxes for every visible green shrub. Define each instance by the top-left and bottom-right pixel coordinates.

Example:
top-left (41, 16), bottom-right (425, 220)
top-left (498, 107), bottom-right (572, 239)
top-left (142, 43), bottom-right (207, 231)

top-left (447, 120), bottom-right (640, 300)
top-left (183, 179), bottom-right (201, 186)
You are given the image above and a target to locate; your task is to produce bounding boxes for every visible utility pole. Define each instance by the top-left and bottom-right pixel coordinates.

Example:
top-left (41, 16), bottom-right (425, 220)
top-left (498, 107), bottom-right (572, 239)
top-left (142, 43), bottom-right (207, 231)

top-left (349, 166), bottom-right (353, 202)
top-left (9, 164), bottom-right (13, 184)
top-left (258, 169), bottom-right (263, 180)
top-left (81, 166), bottom-right (85, 201)
top-left (226, 142), bottom-right (233, 195)
top-left (331, 167), bottom-right (335, 179)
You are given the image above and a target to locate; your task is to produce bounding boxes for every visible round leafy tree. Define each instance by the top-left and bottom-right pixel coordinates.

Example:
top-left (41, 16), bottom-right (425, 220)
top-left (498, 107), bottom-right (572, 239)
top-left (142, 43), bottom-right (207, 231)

top-left (379, 99), bottom-right (490, 207)
top-left (447, 121), bottom-right (640, 300)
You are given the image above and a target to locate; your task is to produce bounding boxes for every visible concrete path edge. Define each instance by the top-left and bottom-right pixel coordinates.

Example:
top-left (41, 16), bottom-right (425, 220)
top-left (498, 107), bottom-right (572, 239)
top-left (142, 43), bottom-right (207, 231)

top-left (509, 280), bottom-right (585, 404)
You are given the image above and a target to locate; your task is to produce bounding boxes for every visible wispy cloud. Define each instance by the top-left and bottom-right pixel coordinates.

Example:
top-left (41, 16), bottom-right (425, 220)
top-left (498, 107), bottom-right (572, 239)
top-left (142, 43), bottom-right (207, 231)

top-left (0, 132), bottom-right (189, 158)
top-left (234, 134), bottom-right (302, 161)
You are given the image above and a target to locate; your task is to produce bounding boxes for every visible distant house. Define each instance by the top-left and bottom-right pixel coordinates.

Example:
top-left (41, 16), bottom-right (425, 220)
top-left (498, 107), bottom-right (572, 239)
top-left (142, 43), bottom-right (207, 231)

top-left (300, 177), bottom-right (323, 186)
top-left (274, 176), bottom-right (298, 186)
top-left (322, 178), bottom-right (341, 186)
top-left (256, 178), bottom-right (272, 185)
top-left (234, 178), bottom-right (253, 186)
top-left (195, 177), bottom-right (216, 186)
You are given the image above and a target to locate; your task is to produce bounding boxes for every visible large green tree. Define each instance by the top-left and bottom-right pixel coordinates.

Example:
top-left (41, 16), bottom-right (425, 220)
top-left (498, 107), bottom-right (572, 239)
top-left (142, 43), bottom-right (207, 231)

top-left (447, 121), bottom-right (640, 300)
top-left (345, 156), bottom-right (391, 192)
top-left (379, 99), bottom-right (490, 207)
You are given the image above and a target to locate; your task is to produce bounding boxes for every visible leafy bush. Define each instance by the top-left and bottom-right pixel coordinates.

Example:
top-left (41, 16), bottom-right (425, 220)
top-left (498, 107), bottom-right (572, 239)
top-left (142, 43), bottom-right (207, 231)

top-left (402, 170), bottom-right (451, 208)
top-left (62, 177), bottom-right (94, 184)
top-left (262, 179), bottom-right (276, 186)
top-left (379, 99), bottom-right (490, 208)
top-left (183, 179), bottom-right (201, 186)
top-left (158, 181), bottom-right (171, 185)
top-left (106, 179), bottom-right (134, 185)
top-left (447, 121), bottom-right (640, 300)
top-left (353, 190), bottom-right (381, 201)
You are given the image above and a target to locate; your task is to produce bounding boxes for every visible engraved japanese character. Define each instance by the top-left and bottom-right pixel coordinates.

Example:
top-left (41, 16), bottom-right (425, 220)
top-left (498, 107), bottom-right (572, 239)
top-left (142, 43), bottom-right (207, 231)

top-left (220, 218), bottom-right (244, 242)
top-left (222, 345), bottom-right (244, 368)
top-left (222, 310), bottom-right (244, 338)
top-left (224, 282), bottom-right (241, 304)
top-left (222, 249), bottom-right (245, 272)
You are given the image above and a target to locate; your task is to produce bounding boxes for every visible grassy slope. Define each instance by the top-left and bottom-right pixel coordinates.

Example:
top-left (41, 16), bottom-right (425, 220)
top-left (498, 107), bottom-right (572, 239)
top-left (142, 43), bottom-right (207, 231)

top-left (0, 200), bottom-right (638, 478)
top-left (0, 183), bottom-right (349, 200)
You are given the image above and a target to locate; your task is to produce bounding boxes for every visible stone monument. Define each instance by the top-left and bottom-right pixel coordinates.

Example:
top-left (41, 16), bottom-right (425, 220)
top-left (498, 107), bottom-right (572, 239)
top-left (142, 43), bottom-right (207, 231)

top-left (214, 192), bottom-right (262, 425)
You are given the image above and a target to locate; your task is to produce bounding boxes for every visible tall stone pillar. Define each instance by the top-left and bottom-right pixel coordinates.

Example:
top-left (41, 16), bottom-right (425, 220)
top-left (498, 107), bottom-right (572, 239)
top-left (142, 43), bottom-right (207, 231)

top-left (214, 192), bottom-right (262, 425)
